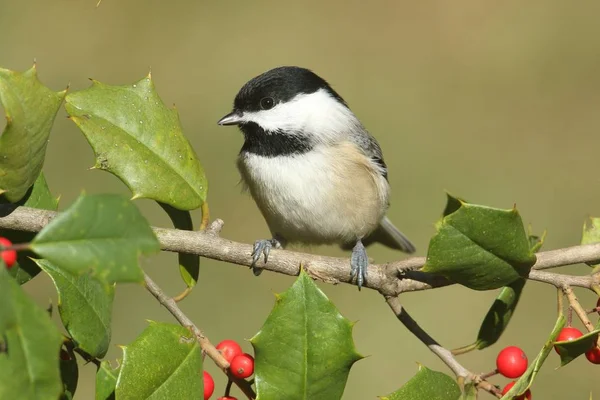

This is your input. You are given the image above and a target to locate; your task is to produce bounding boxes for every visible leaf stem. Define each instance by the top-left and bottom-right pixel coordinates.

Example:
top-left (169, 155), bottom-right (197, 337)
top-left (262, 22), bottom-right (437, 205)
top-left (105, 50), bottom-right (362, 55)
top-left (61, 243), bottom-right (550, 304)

top-left (199, 202), bottom-right (210, 231)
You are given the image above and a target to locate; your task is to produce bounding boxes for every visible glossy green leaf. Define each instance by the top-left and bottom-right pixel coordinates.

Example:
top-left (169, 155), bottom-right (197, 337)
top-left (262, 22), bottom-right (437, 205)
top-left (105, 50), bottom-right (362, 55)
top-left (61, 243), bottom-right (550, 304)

top-left (423, 195), bottom-right (536, 290)
top-left (159, 203), bottom-right (199, 288)
top-left (3, 171), bottom-right (59, 284)
top-left (59, 346), bottom-right (78, 400)
top-left (0, 65), bottom-right (65, 202)
top-left (64, 74), bottom-right (207, 210)
top-left (454, 279), bottom-right (526, 355)
top-left (554, 321), bottom-right (600, 367)
top-left (501, 315), bottom-right (565, 399)
top-left (379, 364), bottom-right (461, 400)
top-left (116, 321), bottom-right (202, 399)
top-left (251, 270), bottom-right (363, 400)
top-left (36, 259), bottom-right (114, 358)
top-left (96, 360), bottom-right (119, 400)
top-left (31, 193), bottom-right (160, 284)
top-left (0, 265), bottom-right (63, 400)
top-left (581, 217), bottom-right (600, 267)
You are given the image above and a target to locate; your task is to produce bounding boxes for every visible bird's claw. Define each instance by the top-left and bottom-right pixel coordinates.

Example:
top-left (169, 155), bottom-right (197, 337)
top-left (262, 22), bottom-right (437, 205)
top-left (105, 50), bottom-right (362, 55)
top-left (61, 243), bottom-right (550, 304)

top-left (251, 238), bottom-right (281, 275)
top-left (350, 240), bottom-right (369, 290)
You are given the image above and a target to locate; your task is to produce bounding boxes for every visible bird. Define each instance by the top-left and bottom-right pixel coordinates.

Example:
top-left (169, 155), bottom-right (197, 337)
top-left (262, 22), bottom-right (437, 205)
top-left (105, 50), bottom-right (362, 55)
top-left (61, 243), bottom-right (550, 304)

top-left (217, 66), bottom-right (415, 289)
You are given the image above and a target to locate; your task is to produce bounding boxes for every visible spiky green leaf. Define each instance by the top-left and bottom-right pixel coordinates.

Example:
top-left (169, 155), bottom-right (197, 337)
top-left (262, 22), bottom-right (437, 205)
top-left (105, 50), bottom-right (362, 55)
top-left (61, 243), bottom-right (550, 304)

top-left (64, 75), bottom-right (206, 210)
top-left (0, 65), bottom-right (65, 202)
top-left (31, 193), bottom-right (159, 285)
top-left (251, 270), bottom-right (362, 400)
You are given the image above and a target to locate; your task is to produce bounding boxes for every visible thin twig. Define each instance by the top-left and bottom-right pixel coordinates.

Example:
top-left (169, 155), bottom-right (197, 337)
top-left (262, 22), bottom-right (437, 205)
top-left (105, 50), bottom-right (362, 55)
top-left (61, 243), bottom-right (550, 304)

top-left (143, 272), bottom-right (256, 399)
top-left (385, 296), bottom-right (501, 398)
top-left (563, 286), bottom-right (596, 333)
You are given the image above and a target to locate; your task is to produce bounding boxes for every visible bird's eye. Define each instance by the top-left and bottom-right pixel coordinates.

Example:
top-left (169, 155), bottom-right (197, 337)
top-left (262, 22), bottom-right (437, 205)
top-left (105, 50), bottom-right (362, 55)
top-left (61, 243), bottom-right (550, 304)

top-left (260, 97), bottom-right (275, 110)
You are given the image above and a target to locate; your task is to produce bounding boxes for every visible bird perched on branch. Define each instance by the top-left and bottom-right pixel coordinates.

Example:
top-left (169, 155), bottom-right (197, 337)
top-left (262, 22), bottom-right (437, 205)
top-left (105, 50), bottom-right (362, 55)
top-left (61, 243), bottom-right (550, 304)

top-left (218, 66), bottom-right (415, 288)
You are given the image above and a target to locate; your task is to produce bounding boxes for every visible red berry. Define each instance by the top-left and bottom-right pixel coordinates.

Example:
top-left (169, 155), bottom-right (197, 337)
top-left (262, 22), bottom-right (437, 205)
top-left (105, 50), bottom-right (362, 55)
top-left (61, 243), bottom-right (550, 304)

top-left (203, 371), bottom-right (214, 400)
top-left (216, 340), bottom-right (243, 363)
top-left (0, 237), bottom-right (17, 269)
top-left (585, 346), bottom-right (600, 364)
top-left (596, 298), bottom-right (600, 316)
top-left (554, 327), bottom-right (584, 354)
top-left (496, 346), bottom-right (528, 378)
top-left (501, 381), bottom-right (532, 400)
top-left (230, 353), bottom-right (254, 379)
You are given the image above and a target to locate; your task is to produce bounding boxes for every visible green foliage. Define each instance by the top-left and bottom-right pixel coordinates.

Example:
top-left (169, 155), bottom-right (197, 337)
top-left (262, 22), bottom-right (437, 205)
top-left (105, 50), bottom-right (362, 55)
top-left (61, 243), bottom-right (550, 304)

top-left (0, 266), bottom-right (63, 400)
top-left (423, 195), bottom-right (536, 290)
top-left (554, 321), bottom-right (600, 367)
top-left (59, 347), bottom-right (79, 400)
top-left (31, 193), bottom-right (160, 285)
top-left (115, 321), bottom-right (203, 400)
top-left (454, 279), bottom-right (527, 354)
top-left (379, 365), bottom-right (461, 400)
top-left (501, 315), bottom-right (566, 399)
top-left (96, 361), bottom-right (119, 400)
top-left (3, 171), bottom-right (59, 284)
top-left (159, 203), bottom-right (199, 288)
top-left (36, 259), bottom-right (114, 358)
top-left (0, 65), bottom-right (65, 202)
top-left (64, 74), bottom-right (207, 210)
top-left (251, 270), bottom-right (363, 400)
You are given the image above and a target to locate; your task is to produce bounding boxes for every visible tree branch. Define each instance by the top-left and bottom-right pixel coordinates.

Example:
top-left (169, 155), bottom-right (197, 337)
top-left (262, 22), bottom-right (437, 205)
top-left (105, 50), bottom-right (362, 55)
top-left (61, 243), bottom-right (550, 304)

top-left (2, 204), bottom-right (599, 398)
top-left (144, 272), bottom-right (256, 399)
top-left (385, 296), bottom-right (501, 398)
top-left (1, 205), bottom-right (599, 297)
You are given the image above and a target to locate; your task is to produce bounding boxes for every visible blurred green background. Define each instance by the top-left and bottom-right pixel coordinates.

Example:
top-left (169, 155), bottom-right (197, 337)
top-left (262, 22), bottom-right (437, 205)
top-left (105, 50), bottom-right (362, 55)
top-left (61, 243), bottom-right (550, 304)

top-left (2, 0), bottom-right (600, 398)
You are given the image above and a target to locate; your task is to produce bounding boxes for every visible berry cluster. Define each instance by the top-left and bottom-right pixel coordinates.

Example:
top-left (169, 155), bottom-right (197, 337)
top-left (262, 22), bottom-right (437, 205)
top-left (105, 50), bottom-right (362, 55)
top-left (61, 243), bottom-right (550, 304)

top-left (0, 237), bottom-right (17, 268)
top-left (203, 339), bottom-right (255, 400)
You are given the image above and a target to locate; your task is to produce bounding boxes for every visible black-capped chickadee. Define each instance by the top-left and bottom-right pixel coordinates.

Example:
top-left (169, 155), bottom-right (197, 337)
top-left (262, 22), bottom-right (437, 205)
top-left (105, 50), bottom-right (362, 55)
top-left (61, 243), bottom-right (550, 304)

top-left (218, 66), bottom-right (415, 288)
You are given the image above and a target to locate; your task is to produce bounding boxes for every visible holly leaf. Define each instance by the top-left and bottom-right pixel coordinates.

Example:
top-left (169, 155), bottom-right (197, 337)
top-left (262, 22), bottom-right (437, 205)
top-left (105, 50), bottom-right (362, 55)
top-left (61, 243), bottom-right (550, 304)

top-left (0, 65), bottom-right (65, 202)
top-left (31, 193), bottom-right (160, 285)
top-left (500, 314), bottom-right (565, 399)
top-left (250, 269), bottom-right (363, 400)
top-left (64, 74), bottom-right (207, 210)
top-left (554, 321), bottom-right (600, 367)
top-left (59, 346), bottom-right (78, 399)
top-left (116, 321), bottom-right (202, 399)
top-left (159, 203), bottom-right (199, 289)
top-left (453, 279), bottom-right (526, 354)
top-left (581, 217), bottom-right (600, 267)
top-left (36, 259), bottom-right (114, 358)
top-left (423, 195), bottom-right (536, 290)
top-left (379, 364), bottom-right (461, 400)
top-left (96, 360), bottom-right (119, 400)
top-left (2, 171), bottom-right (59, 284)
top-left (0, 265), bottom-right (63, 400)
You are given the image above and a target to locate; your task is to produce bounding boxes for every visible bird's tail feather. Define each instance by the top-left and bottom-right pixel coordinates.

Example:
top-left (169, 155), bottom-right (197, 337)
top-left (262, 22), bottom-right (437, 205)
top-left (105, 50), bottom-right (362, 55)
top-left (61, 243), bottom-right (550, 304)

top-left (342, 216), bottom-right (415, 253)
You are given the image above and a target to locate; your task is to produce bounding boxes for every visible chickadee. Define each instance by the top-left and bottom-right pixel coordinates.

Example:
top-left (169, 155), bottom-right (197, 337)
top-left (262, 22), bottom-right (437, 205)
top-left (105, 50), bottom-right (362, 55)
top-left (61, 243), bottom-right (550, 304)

top-left (218, 66), bottom-right (415, 288)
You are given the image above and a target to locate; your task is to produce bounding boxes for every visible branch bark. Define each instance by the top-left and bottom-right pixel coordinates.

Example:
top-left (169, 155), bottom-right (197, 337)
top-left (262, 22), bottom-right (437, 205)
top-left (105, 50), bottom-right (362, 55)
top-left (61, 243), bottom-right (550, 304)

top-left (1, 205), bottom-right (599, 296)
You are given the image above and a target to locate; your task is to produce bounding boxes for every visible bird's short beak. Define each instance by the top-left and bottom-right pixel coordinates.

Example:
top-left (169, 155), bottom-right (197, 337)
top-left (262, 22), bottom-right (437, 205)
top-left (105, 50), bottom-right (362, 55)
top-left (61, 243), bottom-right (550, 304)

top-left (217, 110), bottom-right (244, 126)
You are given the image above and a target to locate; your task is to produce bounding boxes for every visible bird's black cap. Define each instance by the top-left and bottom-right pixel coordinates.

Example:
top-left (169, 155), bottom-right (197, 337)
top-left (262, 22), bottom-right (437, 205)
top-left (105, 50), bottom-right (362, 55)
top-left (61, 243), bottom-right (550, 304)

top-left (232, 66), bottom-right (347, 112)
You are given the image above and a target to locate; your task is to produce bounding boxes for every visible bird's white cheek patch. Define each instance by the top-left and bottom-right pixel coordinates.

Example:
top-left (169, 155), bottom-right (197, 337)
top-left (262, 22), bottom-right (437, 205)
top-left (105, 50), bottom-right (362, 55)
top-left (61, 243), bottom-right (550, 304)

top-left (241, 89), bottom-right (357, 140)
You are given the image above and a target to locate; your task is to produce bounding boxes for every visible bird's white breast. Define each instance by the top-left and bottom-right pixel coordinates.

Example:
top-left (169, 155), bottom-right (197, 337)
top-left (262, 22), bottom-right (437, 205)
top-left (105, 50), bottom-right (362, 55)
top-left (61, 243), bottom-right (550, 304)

top-left (237, 143), bottom-right (389, 245)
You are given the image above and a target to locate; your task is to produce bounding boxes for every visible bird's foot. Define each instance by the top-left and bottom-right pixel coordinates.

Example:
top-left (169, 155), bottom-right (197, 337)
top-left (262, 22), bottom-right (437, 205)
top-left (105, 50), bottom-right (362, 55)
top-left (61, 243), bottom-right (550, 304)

top-left (251, 238), bottom-right (282, 276)
top-left (350, 240), bottom-right (369, 290)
